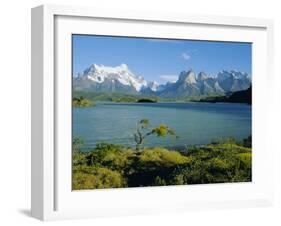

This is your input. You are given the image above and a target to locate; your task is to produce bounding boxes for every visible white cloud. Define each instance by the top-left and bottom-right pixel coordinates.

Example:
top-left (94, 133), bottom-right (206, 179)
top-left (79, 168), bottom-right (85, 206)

top-left (181, 52), bottom-right (191, 61)
top-left (159, 75), bottom-right (178, 83)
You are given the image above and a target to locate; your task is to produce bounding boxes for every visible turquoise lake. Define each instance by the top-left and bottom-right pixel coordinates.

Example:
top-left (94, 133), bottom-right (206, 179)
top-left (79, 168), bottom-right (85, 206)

top-left (73, 102), bottom-right (252, 151)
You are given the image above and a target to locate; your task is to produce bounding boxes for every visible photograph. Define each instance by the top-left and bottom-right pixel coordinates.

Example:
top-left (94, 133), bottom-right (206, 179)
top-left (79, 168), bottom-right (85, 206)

top-left (72, 34), bottom-right (252, 190)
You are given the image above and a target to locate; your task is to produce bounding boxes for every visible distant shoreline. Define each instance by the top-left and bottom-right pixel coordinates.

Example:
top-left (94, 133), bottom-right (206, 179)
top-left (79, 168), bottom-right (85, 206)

top-left (77, 101), bottom-right (252, 106)
top-left (73, 88), bottom-right (251, 105)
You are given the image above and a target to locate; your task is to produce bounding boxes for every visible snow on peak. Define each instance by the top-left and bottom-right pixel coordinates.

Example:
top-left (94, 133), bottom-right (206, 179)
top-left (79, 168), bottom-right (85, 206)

top-left (148, 81), bottom-right (159, 91)
top-left (217, 70), bottom-right (249, 81)
top-left (81, 63), bottom-right (148, 91)
top-left (120, 63), bottom-right (129, 69)
top-left (230, 70), bottom-right (249, 80)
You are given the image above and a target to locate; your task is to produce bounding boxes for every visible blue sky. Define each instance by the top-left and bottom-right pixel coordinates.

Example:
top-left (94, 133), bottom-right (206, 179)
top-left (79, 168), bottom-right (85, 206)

top-left (72, 34), bottom-right (252, 84)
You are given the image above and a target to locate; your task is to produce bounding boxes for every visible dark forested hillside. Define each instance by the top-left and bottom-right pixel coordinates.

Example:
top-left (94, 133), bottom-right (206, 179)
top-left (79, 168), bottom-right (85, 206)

top-left (197, 86), bottom-right (252, 105)
top-left (227, 86), bottom-right (252, 104)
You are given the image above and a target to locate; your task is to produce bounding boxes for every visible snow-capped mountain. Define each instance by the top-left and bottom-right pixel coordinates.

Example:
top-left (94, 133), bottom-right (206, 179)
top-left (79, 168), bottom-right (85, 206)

top-left (158, 69), bottom-right (251, 98)
top-left (217, 70), bottom-right (251, 92)
top-left (73, 63), bottom-right (251, 97)
top-left (74, 64), bottom-right (148, 93)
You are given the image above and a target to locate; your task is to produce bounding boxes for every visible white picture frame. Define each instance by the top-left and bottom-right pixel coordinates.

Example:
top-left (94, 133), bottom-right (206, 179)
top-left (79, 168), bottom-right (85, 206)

top-left (31, 4), bottom-right (274, 221)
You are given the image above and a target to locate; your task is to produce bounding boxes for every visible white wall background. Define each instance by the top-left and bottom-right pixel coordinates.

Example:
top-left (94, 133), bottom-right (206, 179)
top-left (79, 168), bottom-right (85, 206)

top-left (0, 0), bottom-right (280, 225)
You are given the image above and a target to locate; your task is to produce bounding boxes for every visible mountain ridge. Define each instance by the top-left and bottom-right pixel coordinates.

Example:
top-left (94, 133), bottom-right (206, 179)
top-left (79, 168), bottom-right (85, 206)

top-left (73, 64), bottom-right (251, 97)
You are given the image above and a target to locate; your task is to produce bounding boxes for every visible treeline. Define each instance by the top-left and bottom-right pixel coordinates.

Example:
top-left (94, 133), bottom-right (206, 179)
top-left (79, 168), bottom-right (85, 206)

top-left (72, 137), bottom-right (252, 190)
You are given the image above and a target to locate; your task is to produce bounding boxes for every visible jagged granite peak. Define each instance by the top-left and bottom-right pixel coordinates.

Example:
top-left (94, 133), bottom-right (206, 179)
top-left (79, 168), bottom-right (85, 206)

top-left (216, 70), bottom-right (250, 92)
top-left (177, 70), bottom-right (197, 84)
top-left (197, 71), bottom-right (208, 81)
top-left (217, 70), bottom-right (235, 81)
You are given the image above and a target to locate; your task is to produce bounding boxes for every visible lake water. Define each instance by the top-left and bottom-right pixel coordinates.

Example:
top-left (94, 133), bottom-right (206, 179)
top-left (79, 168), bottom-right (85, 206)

top-left (73, 102), bottom-right (252, 151)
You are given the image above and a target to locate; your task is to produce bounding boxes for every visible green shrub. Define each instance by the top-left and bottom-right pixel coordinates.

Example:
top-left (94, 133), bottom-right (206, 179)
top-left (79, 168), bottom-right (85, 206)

top-left (72, 138), bottom-right (252, 189)
top-left (85, 143), bottom-right (134, 171)
top-left (72, 167), bottom-right (126, 190)
top-left (140, 147), bottom-right (190, 166)
top-left (171, 141), bottom-right (252, 184)
top-left (153, 176), bottom-right (167, 186)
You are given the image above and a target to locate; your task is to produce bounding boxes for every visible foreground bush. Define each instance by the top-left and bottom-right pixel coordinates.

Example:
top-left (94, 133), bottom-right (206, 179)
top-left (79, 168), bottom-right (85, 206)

top-left (140, 148), bottom-right (190, 166)
top-left (72, 167), bottom-right (126, 190)
top-left (72, 139), bottom-right (252, 189)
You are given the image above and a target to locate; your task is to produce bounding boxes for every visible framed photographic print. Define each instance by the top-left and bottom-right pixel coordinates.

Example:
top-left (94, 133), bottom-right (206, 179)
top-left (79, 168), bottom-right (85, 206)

top-left (31, 4), bottom-right (274, 221)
